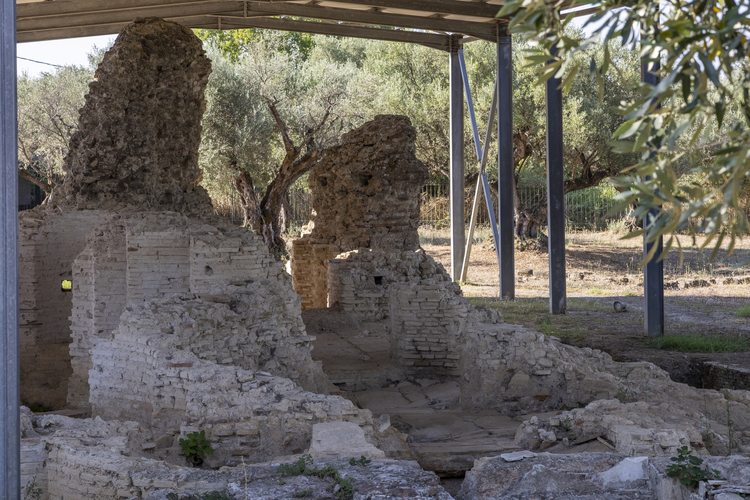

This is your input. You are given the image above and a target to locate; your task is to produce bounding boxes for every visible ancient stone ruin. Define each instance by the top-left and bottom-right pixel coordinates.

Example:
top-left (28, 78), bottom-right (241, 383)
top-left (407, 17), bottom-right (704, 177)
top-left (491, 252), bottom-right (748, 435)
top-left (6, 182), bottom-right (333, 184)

top-left (17, 16), bottom-right (750, 500)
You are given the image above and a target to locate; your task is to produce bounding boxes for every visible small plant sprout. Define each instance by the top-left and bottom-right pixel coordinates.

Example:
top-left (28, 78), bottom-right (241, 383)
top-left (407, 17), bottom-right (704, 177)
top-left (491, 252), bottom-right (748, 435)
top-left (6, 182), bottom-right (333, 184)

top-left (179, 430), bottom-right (213, 467)
top-left (349, 456), bottom-right (371, 466)
top-left (666, 446), bottom-right (722, 488)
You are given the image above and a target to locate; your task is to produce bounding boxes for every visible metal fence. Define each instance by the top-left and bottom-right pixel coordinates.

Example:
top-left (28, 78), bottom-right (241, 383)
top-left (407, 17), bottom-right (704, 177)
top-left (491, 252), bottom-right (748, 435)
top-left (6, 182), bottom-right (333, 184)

top-left (420, 182), bottom-right (626, 232)
top-left (212, 189), bottom-right (314, 227)
top-left (212, 183), bottom-right (626, 232)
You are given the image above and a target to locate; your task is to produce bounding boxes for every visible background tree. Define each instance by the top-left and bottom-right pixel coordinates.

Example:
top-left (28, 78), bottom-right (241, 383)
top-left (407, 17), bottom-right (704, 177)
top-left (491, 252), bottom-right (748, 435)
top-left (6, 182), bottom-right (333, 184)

top-left (315, 34), bottom-right (637, 239)
top-left (199, 33), bottom-right (359, 256)
top-left (500, 0), bottom-right (750, 260)
top-left (17, 65), bottom-right (93, 197)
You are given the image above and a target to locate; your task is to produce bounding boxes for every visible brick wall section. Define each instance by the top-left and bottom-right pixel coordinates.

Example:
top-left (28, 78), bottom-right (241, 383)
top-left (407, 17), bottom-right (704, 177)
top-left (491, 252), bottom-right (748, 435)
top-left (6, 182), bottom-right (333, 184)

top-left (125, 214), bottom-right (192, 303)
top-left (190, 227), bottom-right (288, 294)
top-left (291, 240), bottom-right (339, 309)
top-left (327, 249), bottom-right (442, 321)
top-left (291, 115), bottom-right (428, 309)
top-left (389, 280), bottom-right (468, 379)
top-left (68, 224), bottom-right (127, 411)
top-left (18, 209), bottom-right (115, 409)
top-left (21, 438), bottom-right (47, 499)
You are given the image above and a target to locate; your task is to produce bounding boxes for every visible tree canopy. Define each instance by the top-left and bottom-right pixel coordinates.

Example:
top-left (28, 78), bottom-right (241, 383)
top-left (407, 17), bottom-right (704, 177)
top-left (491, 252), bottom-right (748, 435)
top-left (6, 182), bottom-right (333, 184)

top-left (499, 0), bottom-right (750, 261)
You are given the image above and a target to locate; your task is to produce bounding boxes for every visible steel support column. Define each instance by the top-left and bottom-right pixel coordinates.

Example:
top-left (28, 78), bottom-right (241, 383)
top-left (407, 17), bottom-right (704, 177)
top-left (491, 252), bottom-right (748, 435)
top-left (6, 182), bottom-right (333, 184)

top-left (1, 0), bottom-right (20, 495)
top-left (642, 57), bottom-right (664, 337)
top-left (449, 36), bottom-right (465, 281)
top-left (497, 31), bottom-right (515, 299)
top-left (545, 50), bottom-right (566, 314)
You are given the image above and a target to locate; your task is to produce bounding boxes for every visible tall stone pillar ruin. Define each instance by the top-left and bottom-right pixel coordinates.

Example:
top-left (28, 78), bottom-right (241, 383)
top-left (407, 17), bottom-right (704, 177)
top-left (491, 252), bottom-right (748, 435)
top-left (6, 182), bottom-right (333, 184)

top-left (291, 114), bottom-right (429, 310)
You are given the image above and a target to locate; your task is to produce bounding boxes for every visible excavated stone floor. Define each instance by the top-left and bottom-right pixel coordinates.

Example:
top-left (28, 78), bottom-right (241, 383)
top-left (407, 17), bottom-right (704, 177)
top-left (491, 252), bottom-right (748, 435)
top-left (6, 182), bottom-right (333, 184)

top-left (306, 308), bottom-right (619, 478)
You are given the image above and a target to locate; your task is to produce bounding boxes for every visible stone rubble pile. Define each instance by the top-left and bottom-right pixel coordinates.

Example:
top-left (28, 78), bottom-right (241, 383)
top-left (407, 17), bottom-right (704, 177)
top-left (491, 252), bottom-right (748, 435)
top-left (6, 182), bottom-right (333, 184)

top-left (20, 408), bottom-right (449, 500)
top-left (457, 451), bottom-right (750, 500)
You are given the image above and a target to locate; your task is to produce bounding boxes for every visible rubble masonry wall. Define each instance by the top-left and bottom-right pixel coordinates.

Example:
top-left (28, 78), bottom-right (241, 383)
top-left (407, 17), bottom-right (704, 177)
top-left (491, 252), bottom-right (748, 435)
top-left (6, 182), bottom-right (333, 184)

top-left (292, 115), bottom-right (428, 310)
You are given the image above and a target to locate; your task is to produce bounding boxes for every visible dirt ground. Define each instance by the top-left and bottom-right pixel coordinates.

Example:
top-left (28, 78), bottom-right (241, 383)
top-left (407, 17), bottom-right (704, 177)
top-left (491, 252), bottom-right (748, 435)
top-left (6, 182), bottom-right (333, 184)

top-left (420, 229), bottom-right (750, 386)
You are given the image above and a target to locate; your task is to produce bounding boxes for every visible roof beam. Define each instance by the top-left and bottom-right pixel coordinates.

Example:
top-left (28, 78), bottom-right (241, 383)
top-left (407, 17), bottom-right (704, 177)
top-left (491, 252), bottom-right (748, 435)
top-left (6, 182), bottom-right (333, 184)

top-left (17, 0), bottom-right (216, 18)
top-left (272, 0), bottom-right (503, 19)
top-left (17, 12), bottom-right (452, 50)
top-left (17, 14), bottom-right (218, 42)
top-left (244, 1), bottom-right (499, 41)
top-left (216, 15), bottom-right (452, 50)
top-left (18, 1), bottom-right (243, 32)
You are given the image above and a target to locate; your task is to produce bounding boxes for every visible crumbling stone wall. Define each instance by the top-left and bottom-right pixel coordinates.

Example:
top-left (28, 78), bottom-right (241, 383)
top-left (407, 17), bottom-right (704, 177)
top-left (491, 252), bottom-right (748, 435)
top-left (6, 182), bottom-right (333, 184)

top-left (19, 407), bottom-right (442, 500)
top-left (327, 249), bottom-right (439, 320)
top-left (50, 18), bottom-right (213, 215)
top-left (66, 212), bottom-right (304, 412)
top-left (21, 18), bottom-right (216, 410)
top-left (89, 298), bottom-right (364, 464)
top-left (19, 210), bottom-right (117, 409)
top-left (68, 223), bottom-right (127, 410)
top-left (292, 115), bottom-right (429, 309)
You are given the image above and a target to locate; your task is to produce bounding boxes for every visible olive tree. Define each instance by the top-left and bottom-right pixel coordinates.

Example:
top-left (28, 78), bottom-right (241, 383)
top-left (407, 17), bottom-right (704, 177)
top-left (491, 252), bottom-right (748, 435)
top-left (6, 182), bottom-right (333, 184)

top-left (200, 34), bottom-right (359, 257)
top-left (500, 0), bottom-right (750, 260)
top-left (17, 65), bottom-right (93, 197)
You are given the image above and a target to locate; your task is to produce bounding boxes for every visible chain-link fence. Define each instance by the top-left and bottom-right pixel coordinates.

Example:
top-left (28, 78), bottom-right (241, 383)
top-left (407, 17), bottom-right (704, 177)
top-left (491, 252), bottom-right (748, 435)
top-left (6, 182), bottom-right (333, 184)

top-left (212, 183), bottom-right (626, 232)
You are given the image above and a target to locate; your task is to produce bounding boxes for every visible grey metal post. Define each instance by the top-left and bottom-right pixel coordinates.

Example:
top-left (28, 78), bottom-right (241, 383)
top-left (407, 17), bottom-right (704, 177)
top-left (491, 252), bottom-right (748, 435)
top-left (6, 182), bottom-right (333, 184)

top-left (1, 0), bottom-right (20, 495)
top-left (545, 48), bottom-right (566, 314)
top-left (449, 36), bottom-right (465, 281)
top-left (497, 30), bottom-right (515, 299)
top-left (642, 56), bottom-right (664, 337)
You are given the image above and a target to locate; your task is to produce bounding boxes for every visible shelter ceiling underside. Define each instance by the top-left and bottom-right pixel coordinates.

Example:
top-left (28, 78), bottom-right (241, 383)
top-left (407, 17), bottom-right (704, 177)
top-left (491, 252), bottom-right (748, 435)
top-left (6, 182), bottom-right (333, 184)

top-left (16, 0), bottom-right (514, 48)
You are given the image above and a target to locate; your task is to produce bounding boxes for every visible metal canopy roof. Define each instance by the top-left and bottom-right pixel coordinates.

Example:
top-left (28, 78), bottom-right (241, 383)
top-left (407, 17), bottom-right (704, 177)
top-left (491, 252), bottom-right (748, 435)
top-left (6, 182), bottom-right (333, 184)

top-left (16, 0), bottom-right (514, 49)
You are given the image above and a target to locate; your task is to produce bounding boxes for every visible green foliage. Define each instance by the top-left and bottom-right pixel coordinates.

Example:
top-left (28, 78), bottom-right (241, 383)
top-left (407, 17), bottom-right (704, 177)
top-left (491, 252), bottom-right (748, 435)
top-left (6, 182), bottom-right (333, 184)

top-left (195, 29), bottom-right (314, 63)
top-left (348, 456), bottom-right (372, 467)
top-left (27, 402), bottom-right (53, 413)
top-left (179, 430), bottom-right (213, 463)
top-left (736, 305), bottom-right (750, 318)
top-left (666, 446), bottom-right (722, 488)
top-left (23, 478), bottom-right (44, 500)
top-left (17, 64), bottom-right (94, 193)
top-left (500, 0), bottom-right (750, 263)
top-left (291, 489), bottom-right (313, 498)
top-left (275, 454), bottom-right (356, 500)
top-left (649, 335), bottom-right (750, 353)
top-left (335, 478), bottom-right (355, 500)
top-left (276, 454), bottom-right (314, 477)
top-left (198, 33), bottom-right (359, 206)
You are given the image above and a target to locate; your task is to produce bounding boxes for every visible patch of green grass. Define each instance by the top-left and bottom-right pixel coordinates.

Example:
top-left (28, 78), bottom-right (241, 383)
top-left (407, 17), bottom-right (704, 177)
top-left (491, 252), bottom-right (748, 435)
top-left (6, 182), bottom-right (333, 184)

top-left (468, 297), bottom-right (548, 324)
top-left (586, 287), bottom-right (610, 296)
top-left (624, 291), bottom-right (640, 297)
top-left (736, 305), bottom-right (750, 318)
top-left (650, 335), bottom-right (750, 353)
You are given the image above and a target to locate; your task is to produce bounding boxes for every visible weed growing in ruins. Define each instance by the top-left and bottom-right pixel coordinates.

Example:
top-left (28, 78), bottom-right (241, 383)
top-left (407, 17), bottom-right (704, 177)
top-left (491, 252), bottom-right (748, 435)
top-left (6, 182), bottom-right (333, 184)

top-left (736, 305), bottom-right (750, 318)
top-left (291, 489), bottom-right (313, 498)
top-left (22, 478), bottom-right (44, 500)
top-left (349, 456), bottom-right (371, 466)
top-left (179, 430), bottom-right (213, 466)
top-left (666, 446), bottom-right (722, 488)
top-left (275, 454), bottom-right (357, 499)
top-left (277, 454), bottom-right (314, 476)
